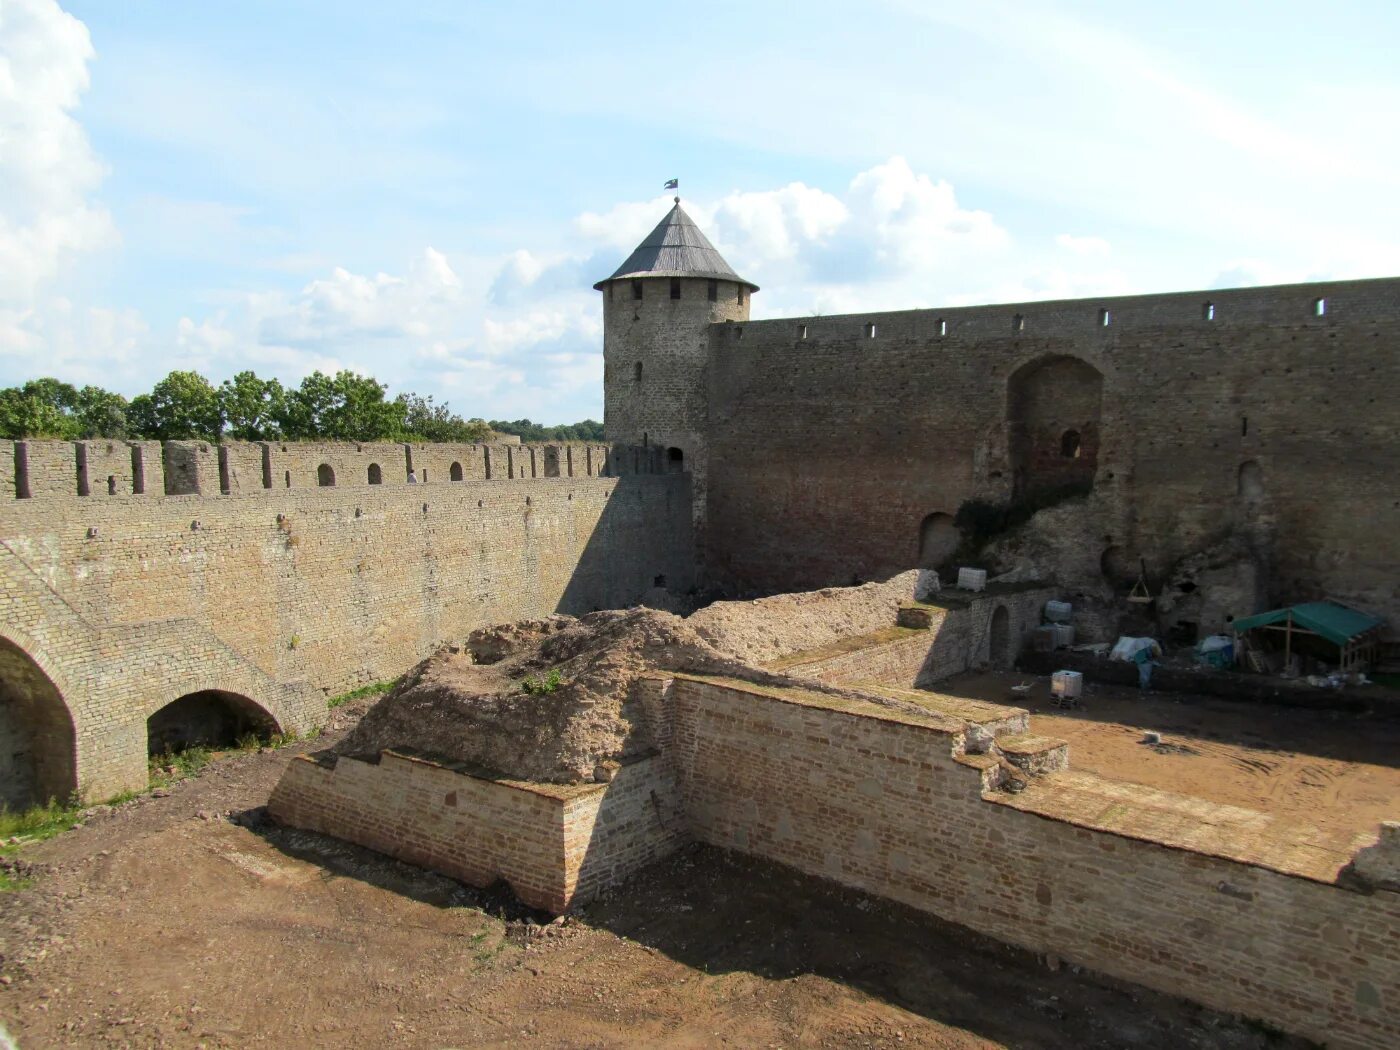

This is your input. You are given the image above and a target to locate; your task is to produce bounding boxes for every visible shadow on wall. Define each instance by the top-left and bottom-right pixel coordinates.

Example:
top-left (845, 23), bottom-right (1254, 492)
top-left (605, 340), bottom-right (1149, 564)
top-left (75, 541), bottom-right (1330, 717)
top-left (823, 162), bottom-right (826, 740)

top-left (557, 474), bottom-right (695, 615)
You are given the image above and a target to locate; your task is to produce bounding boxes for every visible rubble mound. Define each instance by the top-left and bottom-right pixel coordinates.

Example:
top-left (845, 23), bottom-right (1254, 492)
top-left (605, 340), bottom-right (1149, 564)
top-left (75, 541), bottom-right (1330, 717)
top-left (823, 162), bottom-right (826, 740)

top-left (336, 608), bottom-right (743, 784)
top-left (688, 570), bottom-right (920, 665)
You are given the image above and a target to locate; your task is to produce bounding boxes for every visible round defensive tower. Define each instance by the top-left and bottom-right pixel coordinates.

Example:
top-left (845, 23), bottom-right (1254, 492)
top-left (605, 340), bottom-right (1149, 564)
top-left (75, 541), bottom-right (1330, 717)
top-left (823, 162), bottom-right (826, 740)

top-left (594, 199), bottom-right (757, 538)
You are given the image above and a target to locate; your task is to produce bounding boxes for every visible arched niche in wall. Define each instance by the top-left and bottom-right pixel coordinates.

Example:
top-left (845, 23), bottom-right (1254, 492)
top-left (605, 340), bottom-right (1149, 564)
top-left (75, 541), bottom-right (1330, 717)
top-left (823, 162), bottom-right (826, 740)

top-left (147, 690), bottom-right (279, 757)
top-left (988, 605), bottom-right (1011, 668)
top-left (918, 512), bottom-right (959, 569)
top-left (450, 462), bottom-right (464, 482)
top-left (317, 463), bottom-right (335, 487)
top-left (1238, 460), bottom-right (1265, 501)
top-left (368, 463), bottom-right (383, 485)
top-left (0, 637), bottom-right (77, 810)
top-left (1007, 355), bottom-right (1103, 499)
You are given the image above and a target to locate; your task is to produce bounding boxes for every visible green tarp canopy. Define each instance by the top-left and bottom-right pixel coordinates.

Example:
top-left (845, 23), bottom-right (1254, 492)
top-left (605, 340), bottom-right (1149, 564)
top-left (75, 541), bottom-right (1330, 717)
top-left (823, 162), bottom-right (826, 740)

top-left (1233, 601), bottom-right (1382, 646)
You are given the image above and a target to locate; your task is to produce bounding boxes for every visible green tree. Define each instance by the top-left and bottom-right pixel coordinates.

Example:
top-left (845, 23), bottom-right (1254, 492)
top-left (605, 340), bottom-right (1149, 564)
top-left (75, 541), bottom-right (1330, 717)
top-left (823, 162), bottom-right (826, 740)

top-left (73, 386), bottom-right (130, 438)
top-left (131, 370), bottom-right (222, 442)
top-left (396, 393), bottom-right (490, 443)
top-left (0, 379), bottom-right (128, 439)
top-left (280, 370), bottom-right (404, 441)
top-left (0, 380), bottom-right (78, 438)
top-left (219, 371), bottom-right (285, 441)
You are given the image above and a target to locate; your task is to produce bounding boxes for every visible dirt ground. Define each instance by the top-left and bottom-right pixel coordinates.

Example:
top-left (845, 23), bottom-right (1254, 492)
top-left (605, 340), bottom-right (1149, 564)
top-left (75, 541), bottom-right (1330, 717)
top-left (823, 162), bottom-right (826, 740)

top-left (0, 699), bottom-right (1316, 1050)
top-left (939, 669), bottom-right (1400, 844)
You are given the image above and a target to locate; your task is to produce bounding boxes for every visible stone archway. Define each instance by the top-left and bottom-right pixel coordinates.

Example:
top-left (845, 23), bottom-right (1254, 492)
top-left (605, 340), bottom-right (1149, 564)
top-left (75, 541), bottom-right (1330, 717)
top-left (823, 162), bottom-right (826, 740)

top-left (1007, 355), bottom-right (1103, 499)
top-left (147, 690), bottom-right (280, 756)
top-left (0, 637), bottom-right (77, 809)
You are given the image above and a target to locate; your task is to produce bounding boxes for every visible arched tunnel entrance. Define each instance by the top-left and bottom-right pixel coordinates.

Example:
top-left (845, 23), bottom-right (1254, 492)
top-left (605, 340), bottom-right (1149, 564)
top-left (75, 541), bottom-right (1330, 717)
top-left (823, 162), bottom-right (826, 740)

top-left (147, 690), bottom-right (280, 757)
top-left (0, 638), bottom-right (77, 810)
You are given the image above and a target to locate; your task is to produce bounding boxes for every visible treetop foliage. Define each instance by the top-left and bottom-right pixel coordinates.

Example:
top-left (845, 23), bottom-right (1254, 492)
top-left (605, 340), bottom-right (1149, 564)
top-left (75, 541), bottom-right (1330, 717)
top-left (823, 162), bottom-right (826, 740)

top-left (0, 370), bottom-right (599, 445)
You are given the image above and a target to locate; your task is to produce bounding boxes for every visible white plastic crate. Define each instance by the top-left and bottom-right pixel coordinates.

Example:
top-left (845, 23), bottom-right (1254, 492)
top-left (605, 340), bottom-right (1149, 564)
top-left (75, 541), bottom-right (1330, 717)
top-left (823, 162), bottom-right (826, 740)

top-left (1051, 670), bottom-right (1083, 698)
top-left (957, 567), bottom-right (987, 592)
top-left (1052, 623), bottom-right (1075, 649)
top-left (1044, 600), bottom-right (1073, 623)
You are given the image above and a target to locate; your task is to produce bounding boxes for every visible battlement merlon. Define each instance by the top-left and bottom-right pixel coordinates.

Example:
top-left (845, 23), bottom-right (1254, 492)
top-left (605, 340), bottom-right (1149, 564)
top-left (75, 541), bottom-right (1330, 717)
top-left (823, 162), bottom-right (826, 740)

top-left (1, 440), bottom-right (667, 501)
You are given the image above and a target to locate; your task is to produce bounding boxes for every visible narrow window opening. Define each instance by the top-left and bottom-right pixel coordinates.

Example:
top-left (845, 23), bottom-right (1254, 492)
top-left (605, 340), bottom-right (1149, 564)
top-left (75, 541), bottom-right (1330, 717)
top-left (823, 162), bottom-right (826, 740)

top-left (260, 444), bottom-right (272, 489)
top-left (218, 445), bottom-right (231, 495)
top-left (1203, 301), bottom-right (1216, 321)
top-left (368, 463), bottom-right (383, 485)
top-left (653, 574), bottom-right (667, 588)
top-left (131, 445), bottom-right (146, 495)
top-left (798, 324), bottom-right (808, 340)
top-left (1098, 307), bottom-right (1112, 327)
top-left (634, 361), bottom-right (643, 383)
top-left (1241, 416), bottom-right (1248, 437)
top-left (937, 318), bottom-right (947, 336)
top-left (317, 463), bottom-right (335, 487)
top-left (1013, 314), bottom-right (1025, 332)
top-left (608, 283), bottom-right (614, 301)
top-left (107, 475), bottom-right (117, 496)
top-left (707, 279), bottom-right (717, 302)
top-left (422, 469), bottom-right (428, 483)
top-left (670, 278), bottom-right (681, 300)
top-left (865, 322), bottom-right (877, 339)
top-left (735, 327), bottom-right (744, 340)
top-left (13, 444), bottom-right (30, 499)
top-left (631, 279), bottom-right (643, 301)
top-left (737, 286), bottom-right (746, 306)
top-left (284, 470), bottom-right (291, 488)
top-left (75, 444), bottom-right (89, 497)
top-left (666, 446), bottom-right (684, 473)
top-left (1313, 296), bottom-right (1327, 317)
top-left (1061, 430), bottom-right (1082, 459)
top-left (450, 461), bottom-right (463, 482)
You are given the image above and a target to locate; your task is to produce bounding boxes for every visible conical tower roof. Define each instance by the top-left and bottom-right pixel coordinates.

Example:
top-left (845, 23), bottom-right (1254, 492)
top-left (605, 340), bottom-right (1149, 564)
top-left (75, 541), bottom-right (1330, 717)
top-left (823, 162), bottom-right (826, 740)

top-left (594, 200), bottom-right (758, 291)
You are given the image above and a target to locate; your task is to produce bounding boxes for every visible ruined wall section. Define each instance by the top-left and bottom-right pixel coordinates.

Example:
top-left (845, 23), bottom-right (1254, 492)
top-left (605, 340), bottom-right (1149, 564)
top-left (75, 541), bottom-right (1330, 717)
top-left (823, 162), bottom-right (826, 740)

top-left (704, 277), bottom-right (1400, 624)
top-left (663, 675), bottom-right (1399, 1050)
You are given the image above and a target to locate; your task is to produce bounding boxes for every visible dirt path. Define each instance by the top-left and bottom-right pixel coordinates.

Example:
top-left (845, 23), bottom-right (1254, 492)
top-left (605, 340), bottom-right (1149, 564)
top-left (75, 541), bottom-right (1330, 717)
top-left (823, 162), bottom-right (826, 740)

top-left (939, 669), bottom-right (1400, 844)
top-left (0, 700), bottom-right (1312, 1049)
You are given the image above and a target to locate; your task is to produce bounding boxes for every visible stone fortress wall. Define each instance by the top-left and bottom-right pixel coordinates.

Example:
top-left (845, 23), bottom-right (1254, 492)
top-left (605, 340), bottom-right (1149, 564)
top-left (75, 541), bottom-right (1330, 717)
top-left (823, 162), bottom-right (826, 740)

top-left (0, 438), bottom-right (693, 804)
top-left (700, 276), bottom-right (1400, 633)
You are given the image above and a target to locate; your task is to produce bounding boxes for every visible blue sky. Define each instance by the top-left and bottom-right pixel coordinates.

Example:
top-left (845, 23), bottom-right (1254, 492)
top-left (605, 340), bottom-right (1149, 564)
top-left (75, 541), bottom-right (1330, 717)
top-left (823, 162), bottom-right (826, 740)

top-left (3, 0), bottom-right (1399, 422)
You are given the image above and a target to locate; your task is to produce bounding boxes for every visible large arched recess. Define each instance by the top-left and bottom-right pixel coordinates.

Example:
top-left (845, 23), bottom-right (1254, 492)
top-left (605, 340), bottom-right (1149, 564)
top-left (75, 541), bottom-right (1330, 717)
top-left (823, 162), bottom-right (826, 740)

top-left (0, 636), bottom-right (78, 809)
top-left (1007, 354), bottom-right (1104, 499)
top-left (146, 688), bottom-right (282, 756)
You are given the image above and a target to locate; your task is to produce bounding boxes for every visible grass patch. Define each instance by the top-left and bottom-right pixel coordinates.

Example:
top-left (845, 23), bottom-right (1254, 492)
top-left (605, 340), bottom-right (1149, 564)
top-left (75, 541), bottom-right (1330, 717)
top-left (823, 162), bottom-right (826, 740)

top-left (521, 668), bottom-right (564, 695)
top-left (0, 797), bottom-right (85, 848)
top-left (328, 680), bottom-right (395, 708)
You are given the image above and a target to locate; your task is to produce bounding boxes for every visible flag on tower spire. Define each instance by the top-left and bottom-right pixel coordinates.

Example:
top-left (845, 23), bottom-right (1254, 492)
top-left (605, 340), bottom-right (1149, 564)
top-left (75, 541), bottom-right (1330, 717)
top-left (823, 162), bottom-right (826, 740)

top-left (663, 178), bottom-right (678, 190)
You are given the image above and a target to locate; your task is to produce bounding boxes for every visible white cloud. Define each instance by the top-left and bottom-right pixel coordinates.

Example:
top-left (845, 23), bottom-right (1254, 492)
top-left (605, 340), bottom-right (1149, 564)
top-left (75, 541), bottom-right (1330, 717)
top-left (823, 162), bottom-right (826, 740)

top-left (0, 0), bottom-right (115, 302)
top-left (1056, 234), bottom-right (1111, 257)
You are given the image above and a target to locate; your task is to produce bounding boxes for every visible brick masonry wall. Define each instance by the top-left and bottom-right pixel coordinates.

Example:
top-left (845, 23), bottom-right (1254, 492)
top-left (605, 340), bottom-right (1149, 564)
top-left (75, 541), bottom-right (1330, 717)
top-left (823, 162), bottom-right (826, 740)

top-left (0, 440), bottom-right (693, 800)
top-left (268, 750), bottom-right (683, 913)
top-left (662, 675), bottom-right (1399, 1050)
top-left (703, 277), bottom-right (1400, 627)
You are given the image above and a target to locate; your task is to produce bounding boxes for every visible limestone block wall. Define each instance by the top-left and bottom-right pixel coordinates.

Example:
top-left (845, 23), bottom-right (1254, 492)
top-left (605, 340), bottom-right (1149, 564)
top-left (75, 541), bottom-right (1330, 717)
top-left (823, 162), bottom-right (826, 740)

top-left (703, 276), bottom-right (1400, 627)
top-left (269, 750), bottom-right (683, 913)
top-left (0, 439), bottom-right (693, 801)
top-left (661, 675), bottom-right (1399, 1050)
